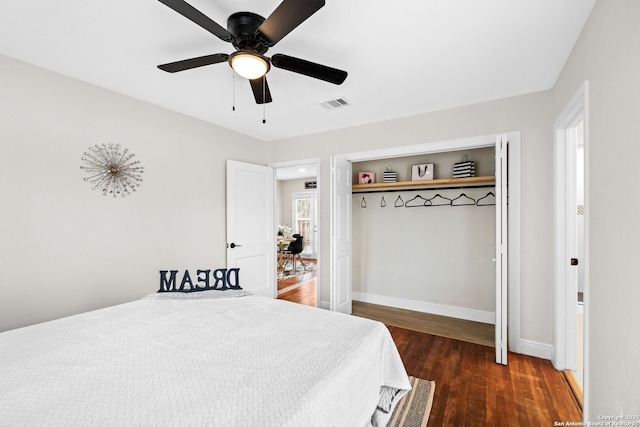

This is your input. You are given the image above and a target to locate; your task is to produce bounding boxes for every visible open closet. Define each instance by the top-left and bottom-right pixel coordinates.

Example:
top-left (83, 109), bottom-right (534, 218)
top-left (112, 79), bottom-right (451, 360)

top-left (351, 147), bottom-right (497, 344)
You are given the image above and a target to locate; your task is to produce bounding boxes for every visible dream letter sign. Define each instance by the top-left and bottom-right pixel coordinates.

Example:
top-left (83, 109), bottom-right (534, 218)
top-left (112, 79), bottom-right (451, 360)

top-left (158, 268), bottom-right (241, 292)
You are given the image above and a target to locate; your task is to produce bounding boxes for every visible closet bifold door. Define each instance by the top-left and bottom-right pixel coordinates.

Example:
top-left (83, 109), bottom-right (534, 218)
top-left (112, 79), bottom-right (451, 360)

top-left (330, 156), bottom-right (353, 314)
top-left (495, 135), bottom-right (508, 365)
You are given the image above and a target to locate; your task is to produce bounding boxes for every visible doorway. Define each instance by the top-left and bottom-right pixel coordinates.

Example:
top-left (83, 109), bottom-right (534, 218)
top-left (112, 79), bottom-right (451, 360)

top-left (291, 192), bottom-right (318, 259)
top-left (554, 81), bottom-right (589, 414)
top-left (272, 159), bottom-right (321, 307)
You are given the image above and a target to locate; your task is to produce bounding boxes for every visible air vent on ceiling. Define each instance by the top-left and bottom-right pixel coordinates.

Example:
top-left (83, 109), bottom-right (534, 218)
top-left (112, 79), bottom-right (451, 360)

top-left (319, 97), bottom-right (351, 110)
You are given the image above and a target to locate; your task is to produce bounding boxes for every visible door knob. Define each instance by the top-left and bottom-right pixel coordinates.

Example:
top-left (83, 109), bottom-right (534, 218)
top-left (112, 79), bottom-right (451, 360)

top-left (228, 242), bottom-right (242, 249)
top-left (570, 258), bottom-right (579, 266)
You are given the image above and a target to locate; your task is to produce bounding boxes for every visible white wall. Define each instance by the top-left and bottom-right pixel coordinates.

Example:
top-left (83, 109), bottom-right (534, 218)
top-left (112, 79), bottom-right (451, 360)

top-left (552, 0), bottom-right (640, 418)
top-left (0, 55), bottom-right (266, 331)
top-left (352, 187), bottom-right (495, 312)
top-left (266, 90), bottom-right (554, 345)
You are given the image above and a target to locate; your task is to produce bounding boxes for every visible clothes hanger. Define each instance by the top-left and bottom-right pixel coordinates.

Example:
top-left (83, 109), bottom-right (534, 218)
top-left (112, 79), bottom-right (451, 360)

top-left (361, 196), bottom-right (367, 208)
top-left (426, 193), bottom-right (452, 206)
top-left (405, 194), bottom-right (429, 207)
top-left (451, 193), bottom-right (477, 206)
top-left (380, 196), bottom-right (387, 207)
top-left (476, 191), bottom-right (496, 206)
top-left (394, 195), bottom-right (405, 207)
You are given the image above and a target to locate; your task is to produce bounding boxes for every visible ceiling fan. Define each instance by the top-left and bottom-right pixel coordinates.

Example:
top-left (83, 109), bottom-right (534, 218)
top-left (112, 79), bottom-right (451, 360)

top-left (157, 0), bottom-right (348, 104)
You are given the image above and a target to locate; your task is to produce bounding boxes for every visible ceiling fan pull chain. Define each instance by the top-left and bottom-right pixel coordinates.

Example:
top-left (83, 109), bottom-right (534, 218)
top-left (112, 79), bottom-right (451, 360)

top-left (232, 73), bottom-right (236, 111)
top-left (262, 77), bottom-right (267, 124)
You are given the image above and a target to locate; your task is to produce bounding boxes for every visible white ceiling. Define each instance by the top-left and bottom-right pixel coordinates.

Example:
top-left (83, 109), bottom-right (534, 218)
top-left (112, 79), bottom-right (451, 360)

top-left (0, 0), bottom-right (595, 142)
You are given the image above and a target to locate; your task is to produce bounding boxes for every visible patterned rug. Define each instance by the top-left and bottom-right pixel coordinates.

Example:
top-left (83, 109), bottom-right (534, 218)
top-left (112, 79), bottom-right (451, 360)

top-left (277, 260), bottom-right (316, 282)
top-left (386, 376), bottom-right (435, 427)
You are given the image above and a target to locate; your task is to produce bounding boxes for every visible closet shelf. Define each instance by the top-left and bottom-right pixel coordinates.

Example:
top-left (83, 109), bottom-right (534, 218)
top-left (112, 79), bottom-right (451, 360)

top-left (352, 176), bottom-right (495, 193)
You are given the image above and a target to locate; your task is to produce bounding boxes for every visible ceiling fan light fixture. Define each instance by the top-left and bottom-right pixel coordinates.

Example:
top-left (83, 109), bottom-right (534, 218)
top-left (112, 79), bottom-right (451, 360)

top-left (230, 52), bottom-right (270, 80)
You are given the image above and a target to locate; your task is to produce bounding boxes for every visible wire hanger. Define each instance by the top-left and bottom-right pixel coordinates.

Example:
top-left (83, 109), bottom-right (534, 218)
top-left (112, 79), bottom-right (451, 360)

top-left (451, 193), bottom-right (477, 206)
top-left (394, 195), bottom-right (405, 207)
top-left (380, 196), bottom-right (387, 207)
top-left (361, 197), bottom-right (367, 208)
top-left (426, 193), bottom-right (452, 207)
top-left (405, 194), bottom-right (429, 207)
top-left (476, 191), bottom-right (496, 206)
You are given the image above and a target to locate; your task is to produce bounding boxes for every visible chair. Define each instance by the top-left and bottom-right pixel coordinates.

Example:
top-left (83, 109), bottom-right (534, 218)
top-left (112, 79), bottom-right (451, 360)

top-left (283, 234), bottom-right (307, 271)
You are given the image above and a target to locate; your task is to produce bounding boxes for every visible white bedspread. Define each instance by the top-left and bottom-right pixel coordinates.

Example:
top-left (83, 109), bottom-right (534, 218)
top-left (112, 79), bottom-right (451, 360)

top-left (0, 293), bottom-right (410, 426)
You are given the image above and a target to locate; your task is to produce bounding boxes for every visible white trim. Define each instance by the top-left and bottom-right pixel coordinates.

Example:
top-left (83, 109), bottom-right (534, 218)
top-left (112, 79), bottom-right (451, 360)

top-left (334, 131), bottom-right (522, 356)
top-left (341, 133), bottom-right (500, 161)
top-left (507, 134), bottom-right (522, 354)
top-left (352, 292), bottom-right (495, 325)
top-left (519, 339), bottom-right (554, 360)
top-left (269, 157), bottom-right (322, 169)
top-left (269, 157), bottom-right (322, 308)
top-left (353, 293), bottom-right (552, 361)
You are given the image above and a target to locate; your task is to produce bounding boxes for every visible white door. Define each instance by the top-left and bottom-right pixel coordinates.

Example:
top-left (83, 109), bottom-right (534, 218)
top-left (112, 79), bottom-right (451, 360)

top-left (555, 118), bottom-right (584, 374)
top-left (330, 157), bottom-right (352, 314)
top-left (565, 124), bottom-right (580, 373)
top-left (495, 135), bottom-right (509, 365)
top-left (226, 160), bottom-right (275, 297)
top-left (291, 192), bottom-right (317, 258)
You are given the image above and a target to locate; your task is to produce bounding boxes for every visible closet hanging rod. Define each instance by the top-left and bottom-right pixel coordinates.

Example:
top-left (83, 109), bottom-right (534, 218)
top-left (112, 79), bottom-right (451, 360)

top-left (352, 184), bottom-right (496, 194)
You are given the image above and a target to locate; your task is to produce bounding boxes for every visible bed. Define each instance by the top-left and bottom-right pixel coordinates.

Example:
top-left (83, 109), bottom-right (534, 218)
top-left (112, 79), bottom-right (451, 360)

top-left (0, 290), bottom-right (411, 426)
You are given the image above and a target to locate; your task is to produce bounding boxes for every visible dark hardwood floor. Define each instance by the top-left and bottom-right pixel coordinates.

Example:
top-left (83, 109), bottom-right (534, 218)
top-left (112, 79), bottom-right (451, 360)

top-left (278, 279), bottom-right (582, 426)
top-left (277, 277), bottom-right (316, 306)
top-left (389, 326), bottom-right (582, 426)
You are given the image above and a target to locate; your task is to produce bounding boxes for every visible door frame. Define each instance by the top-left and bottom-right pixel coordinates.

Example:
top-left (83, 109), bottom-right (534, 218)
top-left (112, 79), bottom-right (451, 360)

top-left (332, 131), bottom-right (521, 354)
top-left (269, 157), bottom-right (322, 306)
top-left (553, 81), bottom-right (590, 419)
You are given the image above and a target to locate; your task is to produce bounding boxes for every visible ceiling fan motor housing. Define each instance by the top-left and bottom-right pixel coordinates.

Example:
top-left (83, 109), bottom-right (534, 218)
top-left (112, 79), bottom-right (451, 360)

top-left (227, 12), bottom-right (268, 54)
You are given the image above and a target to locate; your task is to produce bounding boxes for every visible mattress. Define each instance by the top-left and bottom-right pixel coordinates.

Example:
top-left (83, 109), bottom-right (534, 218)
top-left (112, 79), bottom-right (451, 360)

top-left (0, 291), bottom-right (410, 426)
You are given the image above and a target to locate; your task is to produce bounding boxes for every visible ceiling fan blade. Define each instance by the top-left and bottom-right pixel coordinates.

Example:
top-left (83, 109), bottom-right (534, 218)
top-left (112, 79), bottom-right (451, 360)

top-left (271, 54), bottom-right (347, 85)
top-left (158, 0), bottom-right (232, 42)
top-left (158, 53), bottom-right (229, 73)
top-left (249, 77), bottom-right (273, 104)
top-left (257, 0), bottom-right (325, 46)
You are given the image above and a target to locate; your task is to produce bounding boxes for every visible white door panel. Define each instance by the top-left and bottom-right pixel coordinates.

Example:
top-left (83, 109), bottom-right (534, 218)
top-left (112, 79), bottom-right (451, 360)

top-left (226, 160), bottom-right (275, 298)
top-left (495, 135), bottom-right (508, 365)
top-left (330, 157), bottom-right (352, 314)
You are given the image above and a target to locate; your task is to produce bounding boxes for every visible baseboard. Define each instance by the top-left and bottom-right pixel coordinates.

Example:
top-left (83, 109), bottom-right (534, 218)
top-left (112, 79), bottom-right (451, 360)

top-left (319, 300), bottom-right (330, 310)
top-left (519, 339), bottom-right (553, 360)
top-left (350, 292), bottom-right (552, 361)
top-left (352, 291), bottom-right (495, 325)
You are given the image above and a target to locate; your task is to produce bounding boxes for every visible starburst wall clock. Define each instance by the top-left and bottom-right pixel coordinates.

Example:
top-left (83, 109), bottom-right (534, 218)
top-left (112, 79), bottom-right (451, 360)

top-left (80, 143), bottom-right (144, 198)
